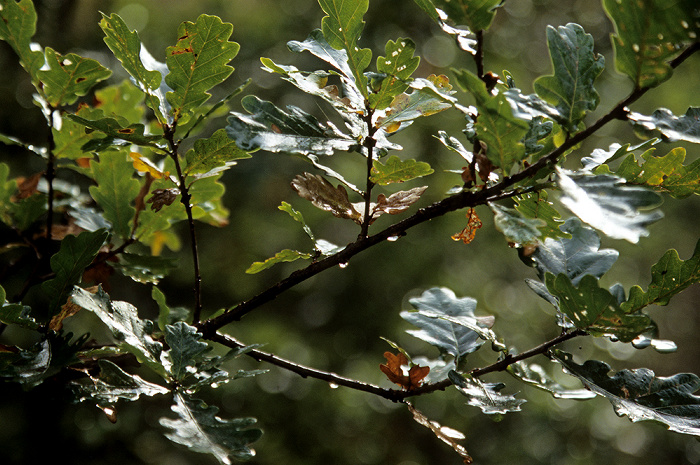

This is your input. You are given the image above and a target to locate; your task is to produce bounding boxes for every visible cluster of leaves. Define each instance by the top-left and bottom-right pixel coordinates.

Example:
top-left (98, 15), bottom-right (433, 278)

top-left (0, 0), bottom-right (699, 463)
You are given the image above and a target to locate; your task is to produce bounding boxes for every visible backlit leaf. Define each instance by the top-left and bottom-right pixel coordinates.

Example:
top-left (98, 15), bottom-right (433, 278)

top-left (160, 392), bottom-right (262, 464)
top-left (226, 95), bottom-right (355, 156)
top-left (89, 151), bottom-right (141, 239)
top-left (279, 201), bottom-right (315, 242)
top-left (161, 322), bottom-right (210, 382)
top-left (490, 202), bottom-right (543, 246)
top-left (291, 172), bottom-right (361, 223)
top-left (401, 287), bottom-right (493, 361)
top-left (545, 273), bottom-right (653, 341)
top-left (318, 0), bottom-right (372, 97)
top-left (603, 0), bottom-right (699, 88)
top-left (245, 249), bottom-right (313, 274)
top-left (431, 0), bottom-right (503, 32)
top-left (507, 361), bottom-right (596, 400)
top-left (514, 191), bottom-right (568, 240)
top-left (369, 38), bottom-right (420, 110)
top-left (553, 351), bottom-right (700, 435)
top-left (165, 15), bottom-right (240, 121)
top-left (628, 107), bottom-right (700, 144)
top-left (533, 24), bottom-right (604, 131)
top-left (40, 229), bottom-right (108, 315)
top-left (72, 359), bottom-right (169, 407)
top-left (369, 155), bottom-right (433, 185)
top-left (449, 370), bottom-right (526, 415)
top-left (556, 168), bottom-right (664, 243)
top-left (0, 0), bottom-right (44, 81)
top-left (185, 128), bottom-right (251, 176)
top-left (379, 351), bottom-right (430, 390)
top-left (37, 47), bottom-right (111, 107)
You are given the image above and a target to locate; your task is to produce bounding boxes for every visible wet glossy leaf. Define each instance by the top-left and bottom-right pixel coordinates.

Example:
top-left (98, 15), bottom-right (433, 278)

top-left (37, 47), bottom-right (111, 107)
top-left (72, 359), bottom-right (169, 407)
top-left (430, 0), bottom-right (503, 32)
top-left (556, 168), bottom-right (664, 243)
top-left (0, 284), bottom-right (37, 329)
top-left (318, 0), bottom-right (371, 98)
top-left (369, 186), bottom-right (427, 223)
top-left (449, 370), bottom-right (526, 415)
top-left (507, 361), bottom-right (596, 400)
top-left (0, 0), bottom-right (44, 80)
top-left (165, 15), bottom-right (239, 121)
top-left (245, 249), bottom-right (313, 274)
top-left (370, 155), bottom-right (433, 185)
top-left (377, 75), bottom-right (456, 132)
top-left (514, 191), bottom-right (568, 240)
top-left (70, 286), bottom-right (164, 376)
top-left (161, 322), bottom-right (210, 382)
top-left (453, 69), bottom-right (528, 169)
top-left (554, 351), bottom-right (700, 435)
top-left (185, 128), bottom-right (251, 176)
top-left (89, 151), bottom-right (141, 239)
top-left (400, 287), bottom-right (493, 361)
top-left (369, 38), bottom-right (419, 110)
top-left (226, 96), bottom-right (355, 156)
top-left (40, 229), bottom-right (108, 315)
top-left (113, 253), bottom-right (178, 284)
top-left (0, 339), bottom-right (50, 387)
top-left (628, 107), bottom-right (700, 144)
top-left (623, 238), bottom-right (700, 313)
top-left (534, 24), bottom-right (604, 131)
top-left (406, 403), bottom-right (471, 463)
top-left (545, 273), bottom-right (653, 341)
top-left (490, 202), bottom-right (543, 246)
top-left (291, 172), bottom-right (361, 223)
top-left (379, 351), bottom-right (430, 390)
top-left (610, 146), bottom-right (700, 198)
top-left (603, 0), bottom-right (699, 88)
top-left (160, 392), bottom-right (262, 464)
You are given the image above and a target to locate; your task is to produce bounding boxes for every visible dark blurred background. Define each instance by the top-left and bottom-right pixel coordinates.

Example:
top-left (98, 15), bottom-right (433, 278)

top-left (1, 1), bottom-right (699, 464)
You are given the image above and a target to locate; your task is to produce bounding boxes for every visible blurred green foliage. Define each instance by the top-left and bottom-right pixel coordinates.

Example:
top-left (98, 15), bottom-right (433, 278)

top-left (0, 1), bottom-right (699, 464)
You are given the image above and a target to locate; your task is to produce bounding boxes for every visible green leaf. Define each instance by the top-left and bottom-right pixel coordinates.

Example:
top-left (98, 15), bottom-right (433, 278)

top-left (431, 0), bottom-right (503, 32)
top-left (66, 113), bottom-right (162, 149)
top-left (376, 75), bottom-right (456, 133)
top-left (603, 0), bottom-right (699, 88)
top-left (72, 359), bottom-right (169, 407)
top-left (0, 0), bottom-right (44, 81)
top-left (412, 0), bottom-right (441, 21)
top-left (400, 287), bottom-right (494, 361)
top-left (553, 351), bottom-right (700, 435)
top-left (162, 322), bottom-right (210, 382)
top-left (245, 249), bottom-right (313, 274)
top-left (507, 361), bottom-right (596, 400)
top-left (153, 286), bottom-right (189, 331)
top-left (185, 128), bottom-right (251, 176)
top-left (89, 151), bottom-right (141, 239)
top-left (291, 172), bottom-right (361, 223)
top-left (369, 155), bottom-right (433, 185)
top-left (113, 253), bottom-right (179, 284)
top-left (279, 201), bottom-right (315, 242)
top-left (165, 14), bottom-right (239, 121)
top-left (226, 95), bottom-right (355, 156)
top-left (0, 284), bottom-right (38, 329)
top-left (628, 107), bottom-right (700, 144)
top-left (449, 371), bottom-right (526, 415)
top-left (490, 202), bottom-right (543, 246)
top-left (70, 286), bottom-right (164, 375)
top-left (556, 168), bottom-right (664, 243)
top-left (369, 38), bottom-right (420, 110)
top-left (318, 0), bottom-right (372, 97)
top-left (453, 69), bottom-right (529, 169)
top-left (160, 392), bottom-right (263, 463)
top-left (9, 194), bottom-right (46, 231)
top-left (611, 147), bottom-right (700, 198)
top-left (514, 191), bottom-right (568, 240)
top-left (533, 24), bottom-right (605, 131)
top-left (545, 273), bottom-right (653, 341)
top-left (623, 238), bottom-right (700, 313)
top-left (37, 47), bottom-right (111, 107)
top-left (99, 13), bottom-right (166, 121)
top-left (0, 339), bottom-right (50, 387)
top-left (582, 138), bottom-right (658, 171)
top-left (40, 229), bottom-right (108, 315)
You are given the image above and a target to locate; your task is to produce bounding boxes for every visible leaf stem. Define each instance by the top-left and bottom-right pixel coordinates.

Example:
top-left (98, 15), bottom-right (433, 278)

top-left (164, 124), bottom-right (203, 324)
top-left (45, 108), bottom-right (57, 242)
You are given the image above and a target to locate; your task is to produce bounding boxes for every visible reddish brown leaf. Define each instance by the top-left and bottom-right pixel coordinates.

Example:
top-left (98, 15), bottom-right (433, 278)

top-left (451, 208), bottom-right (482, 244)
top-left (406, 402), bottom-right (472, 464)
top-left (147, 188), bottom-right (180, 212)
top-left (14, 172), bottom-right (43, 200)
top-left (379, 351), bottom-right (430, 390)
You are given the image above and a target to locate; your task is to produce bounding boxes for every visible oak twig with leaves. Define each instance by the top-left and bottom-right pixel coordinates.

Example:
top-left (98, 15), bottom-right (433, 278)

top-left (1, 0), bottom-right (699, 463)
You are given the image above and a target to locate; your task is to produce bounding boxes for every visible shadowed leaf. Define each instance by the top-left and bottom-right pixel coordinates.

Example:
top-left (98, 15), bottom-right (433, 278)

top-left (449, 370), bottom-right (526, 415)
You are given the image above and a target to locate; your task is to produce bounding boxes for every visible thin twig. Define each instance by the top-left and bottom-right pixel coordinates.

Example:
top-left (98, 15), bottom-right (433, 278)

top-left (45, 108), bottom-right (56, 241)
top-left (360, 111), bottom-right (377, 239)
top-left (475, 29), bottom-right (484, 80)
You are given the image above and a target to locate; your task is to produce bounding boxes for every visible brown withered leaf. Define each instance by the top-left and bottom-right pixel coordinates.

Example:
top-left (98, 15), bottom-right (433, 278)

top-left (14, 172), bottom-right (44, 200)
top-left (406, 402), bottom-right (472, 464)
top-left (147, 188), bottom-right (180, 212)
top-left (379, 351), bottom-right (430, 391)
top-left (451, 208), bottom-right (483, 244)
top-left (50, 299), bottom-right (83, 331)
top-left (369, 186), bottom-right (427, 224)
top-left (291, 173), bottom-right (362, 223)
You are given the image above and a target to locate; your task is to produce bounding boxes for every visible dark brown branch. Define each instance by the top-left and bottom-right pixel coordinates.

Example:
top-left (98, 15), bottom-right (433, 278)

top-left (475, 29), bottom-right (485, 81)
top-left (360, 111), bottom-right (378, 239)
top-left (209, 329), bottom-right (586, 402)
top-left (197, 41), bottom-right (699, 337)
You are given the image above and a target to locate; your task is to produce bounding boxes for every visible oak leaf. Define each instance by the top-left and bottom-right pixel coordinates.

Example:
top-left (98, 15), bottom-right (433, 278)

top-left (451, 208), bottom-right (482, 244)
top-left (379, 351), bottom-right (430, 390)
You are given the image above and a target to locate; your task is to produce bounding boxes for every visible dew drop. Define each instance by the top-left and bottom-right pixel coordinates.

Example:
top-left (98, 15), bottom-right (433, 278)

top-left (329, 382), bottom-right (339, 389)
top-left (387, 235), bottom-right (400, 242)
top-left (651, 339), bottom-right (677, 354)
top-left (632, 44), bottom-right (640, 52)
top-left (339, 262), bottom-right (348, 269)
top-left (681, 20), bottom-right (689, 29)
top-left (689, 32), bottom-right (697, 39)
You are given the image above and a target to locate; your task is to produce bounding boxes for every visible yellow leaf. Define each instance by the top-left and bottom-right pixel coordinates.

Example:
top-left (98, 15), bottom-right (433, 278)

top-left (129, 152), bottom-right (170, 179)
